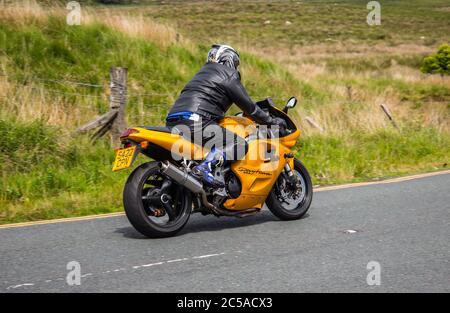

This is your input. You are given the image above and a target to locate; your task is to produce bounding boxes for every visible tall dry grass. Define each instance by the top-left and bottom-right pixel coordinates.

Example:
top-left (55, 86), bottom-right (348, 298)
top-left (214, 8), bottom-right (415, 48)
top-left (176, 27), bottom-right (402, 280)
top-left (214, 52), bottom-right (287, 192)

top-left (247, 42), bottom-right (450, 136)
top-left (0, 0), bottom-right (190, 128)
top-left (0, 0), bottom-right (51, 25)
top-left (0, 0), bottom-right (183, 47)
top-left (87, 12), bottom-right (180, 48)
top-left (0, 77), bottom-right (104, 127)
top-left (1, 1), bottom-right (448, 137)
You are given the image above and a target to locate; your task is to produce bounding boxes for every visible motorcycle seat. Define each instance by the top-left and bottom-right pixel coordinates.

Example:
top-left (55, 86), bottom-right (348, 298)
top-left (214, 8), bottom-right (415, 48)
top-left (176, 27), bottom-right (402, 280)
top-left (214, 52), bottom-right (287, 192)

top-left (142, 126), bottom-right (173, 134)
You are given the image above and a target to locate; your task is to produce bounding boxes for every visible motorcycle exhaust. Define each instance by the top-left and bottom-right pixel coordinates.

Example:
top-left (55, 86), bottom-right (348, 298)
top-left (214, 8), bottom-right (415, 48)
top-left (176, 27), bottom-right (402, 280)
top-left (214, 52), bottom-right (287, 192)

top-left (159, 161), bottom-right (218, 212)
top-left (159, 161), bottom-right (260, 217)
top-left (159, 161), bottom-right (203, 193)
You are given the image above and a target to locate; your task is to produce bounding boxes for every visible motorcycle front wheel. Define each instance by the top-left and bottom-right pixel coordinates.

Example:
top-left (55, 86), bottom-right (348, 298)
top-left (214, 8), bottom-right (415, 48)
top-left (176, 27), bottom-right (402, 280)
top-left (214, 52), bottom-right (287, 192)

top-left (266, 159), bottom-right (313, 220)
top-left (123, 162), bottom-right (192, 238)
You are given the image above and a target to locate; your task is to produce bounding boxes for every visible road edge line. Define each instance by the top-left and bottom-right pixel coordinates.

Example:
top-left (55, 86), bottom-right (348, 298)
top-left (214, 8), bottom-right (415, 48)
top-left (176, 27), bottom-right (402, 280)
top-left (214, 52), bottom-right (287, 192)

top-left (314, 169), bottom-right (450, 192)
top-left (1, 169), bottom-right (449, 230)
top-left (0, 212), bottom-right (125, 230)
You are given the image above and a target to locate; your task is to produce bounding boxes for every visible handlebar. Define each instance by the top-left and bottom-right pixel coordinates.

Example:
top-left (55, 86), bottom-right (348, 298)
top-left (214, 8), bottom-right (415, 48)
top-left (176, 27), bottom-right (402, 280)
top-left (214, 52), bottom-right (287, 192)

top-left (243, 97), bottom-right (298, 137)
top-left (258, 123), bottom-right (292, 139)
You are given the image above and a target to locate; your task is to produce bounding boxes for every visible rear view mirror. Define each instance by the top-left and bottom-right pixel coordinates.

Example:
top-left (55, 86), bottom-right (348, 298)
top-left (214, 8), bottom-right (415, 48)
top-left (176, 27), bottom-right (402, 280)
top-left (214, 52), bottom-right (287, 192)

top-left (283, 97), bottom-right (297, 113)
top-left (286, 97), bottom-right (297, 109)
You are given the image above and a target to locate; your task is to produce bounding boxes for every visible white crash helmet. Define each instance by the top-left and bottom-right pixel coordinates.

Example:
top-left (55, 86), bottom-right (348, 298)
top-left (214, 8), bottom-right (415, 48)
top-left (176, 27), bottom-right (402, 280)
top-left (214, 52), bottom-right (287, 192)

top-left (207, 44), bottom-right (240, 70)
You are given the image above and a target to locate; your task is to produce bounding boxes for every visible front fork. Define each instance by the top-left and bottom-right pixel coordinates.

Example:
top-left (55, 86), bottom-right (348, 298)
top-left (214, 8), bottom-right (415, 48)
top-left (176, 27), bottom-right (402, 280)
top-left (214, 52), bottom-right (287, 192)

top-left (283, 153), bottom-right (298, 186)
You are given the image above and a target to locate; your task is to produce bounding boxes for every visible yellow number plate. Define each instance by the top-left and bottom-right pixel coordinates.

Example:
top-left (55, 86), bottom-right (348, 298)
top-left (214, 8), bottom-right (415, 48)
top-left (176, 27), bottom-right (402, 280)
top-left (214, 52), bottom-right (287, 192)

top-left (112, 146), bottom-right (137, 171)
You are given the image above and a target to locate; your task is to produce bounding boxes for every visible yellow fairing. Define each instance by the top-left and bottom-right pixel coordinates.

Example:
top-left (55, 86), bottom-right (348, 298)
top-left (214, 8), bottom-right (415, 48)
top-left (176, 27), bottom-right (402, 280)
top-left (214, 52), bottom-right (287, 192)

top-left (219, 116), bottom-right (257, 138)
top-left (222, 139), bottom-right (293, 210)
top-left (126, 127), bottom-right (206, 160)
top-left (219, 115), bottom-right (300, 211)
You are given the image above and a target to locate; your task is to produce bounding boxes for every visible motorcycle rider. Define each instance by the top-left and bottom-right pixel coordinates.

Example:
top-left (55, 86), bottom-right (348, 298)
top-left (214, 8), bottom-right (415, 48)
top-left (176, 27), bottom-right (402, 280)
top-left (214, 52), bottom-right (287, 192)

top-left (166, 44), bottom-right (286, 187)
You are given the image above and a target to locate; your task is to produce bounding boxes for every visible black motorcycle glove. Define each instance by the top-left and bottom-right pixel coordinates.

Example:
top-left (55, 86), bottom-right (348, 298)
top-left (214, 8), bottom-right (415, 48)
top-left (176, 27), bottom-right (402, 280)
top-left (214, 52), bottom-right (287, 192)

top-left (271, 117), bottom-right (289, 137)
top-left (250, 106), bottom-right (273, 125)
top-left (272, 117), bottom-right (288, 129)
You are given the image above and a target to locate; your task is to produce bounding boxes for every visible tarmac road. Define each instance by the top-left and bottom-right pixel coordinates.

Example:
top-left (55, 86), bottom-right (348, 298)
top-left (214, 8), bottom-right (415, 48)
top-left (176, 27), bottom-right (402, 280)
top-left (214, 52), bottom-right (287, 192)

top-left (1, 172), bottom-right (449, 292)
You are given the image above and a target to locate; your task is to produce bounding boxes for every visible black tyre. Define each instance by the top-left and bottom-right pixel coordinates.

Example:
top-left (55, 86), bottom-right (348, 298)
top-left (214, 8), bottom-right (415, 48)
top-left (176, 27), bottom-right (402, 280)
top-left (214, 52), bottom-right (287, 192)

top-left (266, 159), bottom-right (313, 220)
top-left (123, 162), bottom-right (192, 238)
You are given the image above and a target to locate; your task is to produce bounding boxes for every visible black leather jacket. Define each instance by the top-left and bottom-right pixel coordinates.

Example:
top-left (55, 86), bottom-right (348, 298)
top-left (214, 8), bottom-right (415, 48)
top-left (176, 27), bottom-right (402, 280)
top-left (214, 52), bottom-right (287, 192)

top-left (168, 63), bottom-right (272, 124)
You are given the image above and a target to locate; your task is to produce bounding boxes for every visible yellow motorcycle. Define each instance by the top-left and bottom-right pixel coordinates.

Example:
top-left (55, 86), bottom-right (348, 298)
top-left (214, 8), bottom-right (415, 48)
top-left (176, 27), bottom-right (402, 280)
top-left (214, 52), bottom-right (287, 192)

top-left (113, 97), bottom-right (312, 238)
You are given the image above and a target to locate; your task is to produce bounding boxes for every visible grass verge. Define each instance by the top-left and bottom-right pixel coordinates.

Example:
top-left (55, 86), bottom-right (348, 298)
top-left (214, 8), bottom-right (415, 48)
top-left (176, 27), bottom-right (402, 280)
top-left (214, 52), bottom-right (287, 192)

top-left (0, 1), bottom-right (448, 224)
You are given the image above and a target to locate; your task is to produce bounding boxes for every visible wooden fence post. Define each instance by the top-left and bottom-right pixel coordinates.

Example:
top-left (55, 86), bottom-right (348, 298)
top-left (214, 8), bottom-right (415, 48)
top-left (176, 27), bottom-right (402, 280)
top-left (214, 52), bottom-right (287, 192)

top-left (305, 116), bottom-right (324, 132)
top-left (76, 66), bottom-right (128, 145)
top-left (346, 85), bottom-right (353, 101)
top-left (109, 67), bottom-right (128, 145)
top-left (380, 103), bottom-right (399, 129)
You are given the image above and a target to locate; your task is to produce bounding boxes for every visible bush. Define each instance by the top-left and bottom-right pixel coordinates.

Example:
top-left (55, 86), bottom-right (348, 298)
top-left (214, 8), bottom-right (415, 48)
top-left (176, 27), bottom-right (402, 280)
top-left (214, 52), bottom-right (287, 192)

top-left (421, 44), bottom-right (450, 75)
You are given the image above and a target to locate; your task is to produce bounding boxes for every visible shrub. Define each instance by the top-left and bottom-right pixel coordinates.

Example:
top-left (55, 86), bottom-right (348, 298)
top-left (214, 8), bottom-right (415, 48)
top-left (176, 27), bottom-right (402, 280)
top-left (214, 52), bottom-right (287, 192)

top-left (421, 44), bottom-right (450, 75)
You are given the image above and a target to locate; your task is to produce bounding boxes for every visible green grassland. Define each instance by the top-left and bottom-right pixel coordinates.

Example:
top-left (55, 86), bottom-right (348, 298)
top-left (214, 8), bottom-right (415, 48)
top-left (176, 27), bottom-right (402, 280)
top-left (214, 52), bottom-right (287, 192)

top-left (0, 0), bottom-right (449, 224)
top-left (104, 0), bottom-right (450, 46)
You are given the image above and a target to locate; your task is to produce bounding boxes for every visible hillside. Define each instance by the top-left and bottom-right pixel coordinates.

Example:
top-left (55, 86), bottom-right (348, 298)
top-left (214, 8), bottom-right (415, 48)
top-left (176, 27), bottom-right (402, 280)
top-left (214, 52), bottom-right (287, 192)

top-left (0, 1), bottom-right (449, 224)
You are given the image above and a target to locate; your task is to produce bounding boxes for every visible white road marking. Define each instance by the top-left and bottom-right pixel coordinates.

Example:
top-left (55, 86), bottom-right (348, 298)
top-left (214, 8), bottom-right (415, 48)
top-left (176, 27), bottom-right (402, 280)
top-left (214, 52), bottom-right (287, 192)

top-left (6, 283), bottom-right (34, 290)
top-left (4, 251), bottom-right (233, 291)
top-left (167, 258), bottom-right (189, 263)
top-left (141, 262), bottom-right (164, 268)
top-left (192, 253), bottom-right (225, 259)
top-left (112, 268), bottom-right (126, 272)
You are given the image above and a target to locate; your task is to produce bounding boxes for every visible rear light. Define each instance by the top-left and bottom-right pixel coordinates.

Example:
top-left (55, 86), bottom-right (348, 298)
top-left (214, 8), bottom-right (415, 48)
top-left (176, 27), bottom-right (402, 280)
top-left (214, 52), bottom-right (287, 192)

top-left (140, 141), bottom-right (149, 149)
top-left (124, 143), bottom-right (132, 148)
top-left (120, 128), bottom-right (139, 138)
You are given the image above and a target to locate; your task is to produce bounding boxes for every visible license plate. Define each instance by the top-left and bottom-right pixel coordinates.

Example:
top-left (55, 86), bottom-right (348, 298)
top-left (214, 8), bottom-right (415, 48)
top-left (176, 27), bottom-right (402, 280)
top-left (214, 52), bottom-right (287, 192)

top-left (112, 146), bottom-right (137, 171)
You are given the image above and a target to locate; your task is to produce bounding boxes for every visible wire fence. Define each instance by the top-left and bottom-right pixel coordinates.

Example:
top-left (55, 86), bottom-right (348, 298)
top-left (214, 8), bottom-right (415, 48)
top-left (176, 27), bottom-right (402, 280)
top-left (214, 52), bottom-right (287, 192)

top-left (0, 71), bottom-right (174, 103)
top-left (0, 71), bottom-right (292, 107)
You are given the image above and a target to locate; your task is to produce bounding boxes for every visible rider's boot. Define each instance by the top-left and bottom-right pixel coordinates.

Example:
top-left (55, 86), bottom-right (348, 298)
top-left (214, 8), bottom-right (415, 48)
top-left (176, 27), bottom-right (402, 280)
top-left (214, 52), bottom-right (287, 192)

top-left (192, 147), bottom-right (225, 188)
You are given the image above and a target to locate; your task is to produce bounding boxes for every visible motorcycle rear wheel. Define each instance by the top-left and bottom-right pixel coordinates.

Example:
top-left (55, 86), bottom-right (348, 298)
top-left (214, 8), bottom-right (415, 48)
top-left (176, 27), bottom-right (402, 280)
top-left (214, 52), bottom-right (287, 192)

top-left (123, 161), bottom-right (192, 238)
top-left (266, 159), bottom-right (313, 220)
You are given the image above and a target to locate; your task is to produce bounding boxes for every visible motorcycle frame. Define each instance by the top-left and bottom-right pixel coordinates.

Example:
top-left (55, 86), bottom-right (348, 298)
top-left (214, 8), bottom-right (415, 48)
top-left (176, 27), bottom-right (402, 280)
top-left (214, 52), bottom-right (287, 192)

top-left (121, 106), bottom-right (300, 211)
